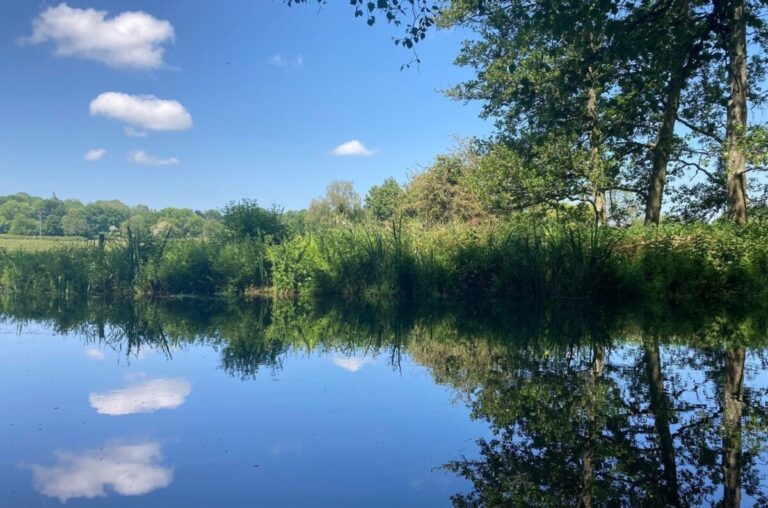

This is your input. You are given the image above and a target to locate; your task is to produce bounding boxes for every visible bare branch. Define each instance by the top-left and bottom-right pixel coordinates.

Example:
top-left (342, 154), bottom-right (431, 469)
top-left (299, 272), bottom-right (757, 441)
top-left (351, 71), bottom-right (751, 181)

top-left (676, 116), bottom-right (724, 143)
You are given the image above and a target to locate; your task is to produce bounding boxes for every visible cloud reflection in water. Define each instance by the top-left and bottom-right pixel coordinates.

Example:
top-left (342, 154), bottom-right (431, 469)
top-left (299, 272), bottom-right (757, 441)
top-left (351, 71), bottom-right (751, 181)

top-left (89, 376), bottom-right (191, 415)
top-left (31, 441), bottom-right (173, 502)
top-left (332, 356), bottom-right (375, 372)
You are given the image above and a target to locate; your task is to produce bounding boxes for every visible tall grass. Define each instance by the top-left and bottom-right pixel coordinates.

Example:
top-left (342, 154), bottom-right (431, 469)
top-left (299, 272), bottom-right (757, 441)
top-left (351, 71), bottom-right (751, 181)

top-left (268, 220), bottom-right (623, 302)
top-left (619, 220), bottom-right (768, 304)
top-left (267, 218), bottom-right (768, 306)
top-left (0, 227), bottom-right (275, 298)
top-left (2, 218), bottom-right (767, 307)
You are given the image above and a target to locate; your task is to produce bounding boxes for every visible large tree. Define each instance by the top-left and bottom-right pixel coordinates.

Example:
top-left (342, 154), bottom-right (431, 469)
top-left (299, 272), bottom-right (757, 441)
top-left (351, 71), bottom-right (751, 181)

top-left (287, 0), bottom-right (768, 225)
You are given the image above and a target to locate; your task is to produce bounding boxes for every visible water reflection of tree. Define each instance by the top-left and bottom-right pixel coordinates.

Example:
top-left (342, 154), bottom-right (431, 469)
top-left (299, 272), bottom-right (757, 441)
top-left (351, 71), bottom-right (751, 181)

top-left (442, 344), bottom-right (641, 506)
top-left (723, 347), bottom-right (746, 508)
top-left (3, 296), bottom-right (768, 505)
top-left (441, 324), bottom-right (768, 507)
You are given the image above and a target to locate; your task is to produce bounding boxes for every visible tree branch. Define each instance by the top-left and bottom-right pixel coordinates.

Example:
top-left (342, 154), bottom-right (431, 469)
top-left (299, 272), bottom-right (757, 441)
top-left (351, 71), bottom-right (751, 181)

top-left (676, 116), bottom-right (724, 143)
top-left (671, 158), bottom-right (720, 182)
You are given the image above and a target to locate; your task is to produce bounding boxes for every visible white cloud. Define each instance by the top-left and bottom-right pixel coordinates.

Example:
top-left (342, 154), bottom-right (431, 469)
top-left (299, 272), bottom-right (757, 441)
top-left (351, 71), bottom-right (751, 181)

top-left (90, 92), bottom-right (192, 131)
top-left (84, 346), bottom-right (105, 360)
top-left (31, 441), bottom-right (173, 502)
top-left (267, 54), bottom-right (304, 67)
top-left (331, 140), bottom-right (375, 156)
top-left (84, 148), bottom-right (106, 161)
top-left (128, 150), bottom-right (179, 167)
top-left (20, 3), bottom-right (174, 70)
top-left (89, 377), bottom-right (191, 415)
top-left (124, 126), bottom-right (148, 137)
top-left (332, 356), bottom-right (375, 373)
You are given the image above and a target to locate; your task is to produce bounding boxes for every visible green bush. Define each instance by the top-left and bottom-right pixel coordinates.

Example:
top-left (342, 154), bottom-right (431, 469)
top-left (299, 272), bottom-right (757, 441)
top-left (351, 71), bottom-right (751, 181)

top-left (268, 235), bottom-right (325, 296)
top-left (153, 241), bottom-right (218, 295)
top-left (619, 220), bottom-right (768, 304)
top-left (214, 239), bottom-right (270, 294)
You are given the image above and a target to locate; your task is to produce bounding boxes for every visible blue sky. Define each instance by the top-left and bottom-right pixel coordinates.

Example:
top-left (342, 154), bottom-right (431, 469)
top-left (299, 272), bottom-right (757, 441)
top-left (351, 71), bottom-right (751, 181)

top-left (0, 1), bottom-right (490, 211)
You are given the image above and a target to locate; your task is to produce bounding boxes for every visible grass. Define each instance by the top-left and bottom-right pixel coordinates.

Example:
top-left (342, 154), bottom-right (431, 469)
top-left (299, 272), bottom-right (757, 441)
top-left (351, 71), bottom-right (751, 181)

top-left (2, 219), bottom-right (768, 309)
top-left (0, 234), bottom-right (91, 252)
top-left (267, 218), bottom-right (768, 307)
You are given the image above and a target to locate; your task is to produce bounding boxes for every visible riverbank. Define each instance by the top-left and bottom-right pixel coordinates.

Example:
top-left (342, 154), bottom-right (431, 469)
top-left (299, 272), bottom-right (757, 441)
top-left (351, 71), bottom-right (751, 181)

top-left (1, 219), bottom-right (767, 308)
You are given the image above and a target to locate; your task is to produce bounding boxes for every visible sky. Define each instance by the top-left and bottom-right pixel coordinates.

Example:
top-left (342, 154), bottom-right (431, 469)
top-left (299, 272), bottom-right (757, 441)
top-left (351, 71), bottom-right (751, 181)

top-left (0, 1), bottom-right (491, 211)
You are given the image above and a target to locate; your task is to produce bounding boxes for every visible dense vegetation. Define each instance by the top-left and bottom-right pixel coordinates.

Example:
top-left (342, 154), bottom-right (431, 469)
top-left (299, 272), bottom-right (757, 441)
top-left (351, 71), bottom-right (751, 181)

top-left (2, 182), bottom-right (768, 308)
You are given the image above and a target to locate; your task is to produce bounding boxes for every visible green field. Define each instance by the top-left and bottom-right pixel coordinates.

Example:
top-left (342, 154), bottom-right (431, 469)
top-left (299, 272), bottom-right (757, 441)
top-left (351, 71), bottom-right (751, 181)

top-left (0, 235), bottom-right (90, 252)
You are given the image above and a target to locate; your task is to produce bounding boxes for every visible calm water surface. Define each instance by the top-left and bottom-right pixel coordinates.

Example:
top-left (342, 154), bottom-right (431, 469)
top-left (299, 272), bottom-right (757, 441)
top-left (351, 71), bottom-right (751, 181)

top-left (1, 298), bottom-right (768, 507)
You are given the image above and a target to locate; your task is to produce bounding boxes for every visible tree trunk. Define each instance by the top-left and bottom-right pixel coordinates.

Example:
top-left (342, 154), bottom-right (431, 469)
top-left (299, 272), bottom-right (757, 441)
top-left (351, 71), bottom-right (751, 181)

top-left (578, 347), bottom-right (605, 508)
top-left (644, 339), bottom-right (681, 506)
top-left (593, 187), bottom-right (606, 226)
top-left (724, 0), bottom-right (749, 224)
top-left (722, 347), bottom-right (745, 508)
top-left (645, 80), bottom-right (683, 225)
top-left (586, 72), bottom-right (607, 226)
top-left (645, 0), bottom-right (725, 225)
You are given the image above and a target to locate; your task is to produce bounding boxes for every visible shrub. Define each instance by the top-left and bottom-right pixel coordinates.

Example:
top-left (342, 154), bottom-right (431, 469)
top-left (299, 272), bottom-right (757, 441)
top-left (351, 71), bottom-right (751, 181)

top-left (214, 239), bottom-right (270, 294)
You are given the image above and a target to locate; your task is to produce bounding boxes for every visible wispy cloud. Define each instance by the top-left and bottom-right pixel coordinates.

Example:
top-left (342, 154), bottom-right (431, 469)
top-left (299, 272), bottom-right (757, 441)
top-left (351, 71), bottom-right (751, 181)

top-left (20, 3), bottom-right (174, 70)
top-left (128, 150), bottom-right (179, 166)
top-left (124, 127), bottom-right (148, 138)
top-left (331, 140), bottom-right (376, 157)
top-left (267, 53), bottom-right (304, 67)
top-left (30, 441), bottom-right (173, 502)
top-left (84, 148), bottom-right (106, 161)
top-left (90, 92), bottom-right (192, 132)
top-left (89, 377), bottom-right (191, 415)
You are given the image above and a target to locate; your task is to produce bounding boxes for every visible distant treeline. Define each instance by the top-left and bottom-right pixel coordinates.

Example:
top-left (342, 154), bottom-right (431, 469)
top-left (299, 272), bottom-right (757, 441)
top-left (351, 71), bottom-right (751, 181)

top-left (7, 138), bottom-right (768, 242)
top-left (0, 192), bottom-right (224, 238)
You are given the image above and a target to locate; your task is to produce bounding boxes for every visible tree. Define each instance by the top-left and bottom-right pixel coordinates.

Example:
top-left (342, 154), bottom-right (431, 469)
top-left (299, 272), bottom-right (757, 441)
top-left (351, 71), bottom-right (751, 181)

top-left (221, 199), bottom-right (286, 241)
top-left (202, 219), bottom-right (225, 240)
top-left (61, 208), bottom-right (90, 237)
top-left (40, 195), bottom-right (67, 235)
top-left (305, 180), bottom-right (363, 229)
top-left (721, 0), bottom-right (749, 223)
top-left (82, 201), bottom-right (131, 236)
top-left (441, 0), bottom-right (726, 226)
top-left (9, 216), bottom-right (38, 235)
top-left (122, 209), bottom-right (157, 237)
top-left (285, 0), bottom-right (438, 55)
top-left (153, 208), bottom-right (206, 238)
top-left (401, 147), bottom-right (487, 224)
top-left (365, 177), bottom-right (404, 221)
top-left (466, 141), bottom-right (586, 217)
top-left (615, 0), bottom-right (724, 225)
top-left (286, 0), bottom-right (768, 225)
top-left (0, 193), bottom-right (227, 239)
